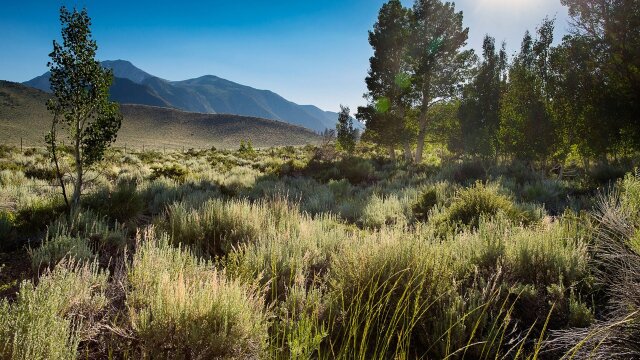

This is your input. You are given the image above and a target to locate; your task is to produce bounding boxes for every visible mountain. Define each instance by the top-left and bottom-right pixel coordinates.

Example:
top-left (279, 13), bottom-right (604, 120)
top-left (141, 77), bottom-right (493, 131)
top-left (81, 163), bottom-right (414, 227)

top-left (0, 80), bottom-right (319, 149)
top-left (24, 60), bottom-right (344, 132)
top-left (102, 60), bottom-right (153, 84)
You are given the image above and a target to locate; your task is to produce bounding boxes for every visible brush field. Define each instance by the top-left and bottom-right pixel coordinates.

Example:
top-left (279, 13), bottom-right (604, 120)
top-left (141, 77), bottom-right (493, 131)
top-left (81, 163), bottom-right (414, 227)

top-left (0, 143), bottom-right (639, 359)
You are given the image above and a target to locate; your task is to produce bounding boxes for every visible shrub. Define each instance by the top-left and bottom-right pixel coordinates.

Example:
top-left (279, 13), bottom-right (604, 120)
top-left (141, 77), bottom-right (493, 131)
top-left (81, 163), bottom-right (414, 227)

top-left (413, 187), bottom-right (438, 222)
top-left (23, 164), bottom-right (58, 182)
top-left (0, 261), bottom-right (108, 360)
top-left (163, 198), bottom-right (300, 256)
top-left (0, 211), bottom-right (17, 249)
top-left (30, 234), bottom-right (94, 271)
top-left (150, 164), bottom-right (188, 182)
top-left (338, 157), bottom-right (375, 184)
top-left (127, 229), bottom-right (268, 359)
top-left (15, 197), bottom-right (66, 235)
top-left (439, 160), bottom-right (487, 184)
top-left (360, 194), bottom-right (407, 228)
top-left (83, 181), bottom-right (144, 223)
top-left (432, 182), bottom-right (541, 235)
top-left (589, 162), bottom-right (627, 186)
top-left (412, 182), bottom-right (457, 222)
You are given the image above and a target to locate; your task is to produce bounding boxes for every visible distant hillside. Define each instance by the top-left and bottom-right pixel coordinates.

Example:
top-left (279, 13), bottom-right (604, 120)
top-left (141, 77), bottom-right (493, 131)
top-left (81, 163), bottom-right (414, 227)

top-left (24, 60), bottom-right (345, 132)
top-left (0, 81), bottom-right (319, 149)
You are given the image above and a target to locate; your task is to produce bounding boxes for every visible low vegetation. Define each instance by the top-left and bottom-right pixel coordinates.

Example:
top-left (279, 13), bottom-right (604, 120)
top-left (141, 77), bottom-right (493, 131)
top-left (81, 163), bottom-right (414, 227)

top-left (0, 144), bottom-right (637, 358)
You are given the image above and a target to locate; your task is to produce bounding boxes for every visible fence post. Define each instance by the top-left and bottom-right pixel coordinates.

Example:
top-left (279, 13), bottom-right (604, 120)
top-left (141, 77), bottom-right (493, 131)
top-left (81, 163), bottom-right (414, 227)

top-left (20, 137), bottom-right (23, 152)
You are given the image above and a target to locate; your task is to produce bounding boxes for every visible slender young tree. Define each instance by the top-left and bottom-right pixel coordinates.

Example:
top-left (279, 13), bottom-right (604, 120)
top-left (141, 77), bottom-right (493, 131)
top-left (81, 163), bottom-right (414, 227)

top-left (46, 7), bottom-right (122, 210)
top-left (336, 105), bottom-right (357, 154)
top-left (409, 0), bottom-right (473, 163)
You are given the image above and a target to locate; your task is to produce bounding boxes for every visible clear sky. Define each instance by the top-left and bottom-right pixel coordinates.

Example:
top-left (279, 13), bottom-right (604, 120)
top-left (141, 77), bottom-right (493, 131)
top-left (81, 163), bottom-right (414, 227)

top-left (0, 0), bottom-right (569, 112)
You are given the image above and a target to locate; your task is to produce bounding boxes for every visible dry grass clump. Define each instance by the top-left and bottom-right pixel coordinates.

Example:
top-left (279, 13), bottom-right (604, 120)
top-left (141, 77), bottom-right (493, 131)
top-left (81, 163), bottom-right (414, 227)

top-left (0, 261), bottom-right (108, 360)
top-left (126, 228), bottom-right (268, 359)
top-left (162, 197), bottom-right (301, 256)
top-left (547, 174), bottom-right (640, 358)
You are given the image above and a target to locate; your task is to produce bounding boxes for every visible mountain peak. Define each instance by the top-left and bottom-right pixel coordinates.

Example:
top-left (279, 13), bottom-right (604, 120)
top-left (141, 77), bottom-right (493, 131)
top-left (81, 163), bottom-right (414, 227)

top-left (101, 60), bottom-right (153, 84)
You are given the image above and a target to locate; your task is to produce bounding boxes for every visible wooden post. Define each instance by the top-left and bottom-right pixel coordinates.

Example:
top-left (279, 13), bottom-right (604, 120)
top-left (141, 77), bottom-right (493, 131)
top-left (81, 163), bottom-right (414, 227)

top-left (20, 137), bottom-right (23, 152)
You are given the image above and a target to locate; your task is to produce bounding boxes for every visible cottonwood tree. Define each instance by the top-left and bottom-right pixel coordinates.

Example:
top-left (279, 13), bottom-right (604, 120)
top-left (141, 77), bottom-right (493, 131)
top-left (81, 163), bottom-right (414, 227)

top-left (410, 0), bottom-right (473, 163)
top-left (47, 7), bottom-right (122, 210)
top-left (335, 105), bottom-right (357, 154)
top-left (359, 0), bottom-right (413, 160)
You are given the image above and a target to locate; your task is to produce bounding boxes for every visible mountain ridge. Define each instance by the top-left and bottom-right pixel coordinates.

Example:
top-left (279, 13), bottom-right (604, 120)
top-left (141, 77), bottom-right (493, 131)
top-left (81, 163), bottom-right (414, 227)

top-left (23, 60), bottom-right (343, 132)
top-left (0, 80), bottom-right (319, 148)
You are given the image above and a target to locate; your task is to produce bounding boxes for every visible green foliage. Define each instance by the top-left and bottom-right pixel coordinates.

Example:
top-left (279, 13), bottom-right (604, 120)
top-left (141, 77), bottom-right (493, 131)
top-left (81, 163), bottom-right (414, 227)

top-left (150, 163), bottom-right (188, 182)
top-left (433, 182), bottom-right (541, 234)
top-left (589, 162), bottom-right (627, 186)
top-left (338, 157), bottom-right (375, 184)
top-left (30, 234), bottom-right (94, 271)
top-left (458, 36), bottom-right (506, 156)
top-left (238, 140), bottom-right (257, 158)
top-left (46, 6), bottom-right (122, 208)
top-left (336, 105), bottom-right (357, 154)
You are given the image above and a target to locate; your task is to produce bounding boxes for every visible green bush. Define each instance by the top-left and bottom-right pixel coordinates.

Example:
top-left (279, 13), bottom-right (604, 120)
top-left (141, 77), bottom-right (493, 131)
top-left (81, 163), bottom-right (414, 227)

top-left (150, 164), bottom-right (188, 182)
top-left (433, 182), bottom-right (541, 235)
top-left (413, 187), bottom-right (438, 222)
top-left (127, 229), bottom-right (268, 359)
top-left (338, 157), bottom-right (375, 184)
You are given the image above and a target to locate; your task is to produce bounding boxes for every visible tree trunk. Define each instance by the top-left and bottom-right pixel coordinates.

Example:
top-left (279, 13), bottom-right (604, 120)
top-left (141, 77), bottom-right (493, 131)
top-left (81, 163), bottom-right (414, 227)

top-left (72, 123), bottom-right (83, 208)
top-left (403, 141), bottom-right (413, 162)
top-left (415, 112), bottom-right (428, 163)
top-left (388, 145), bottom-right (396, 161)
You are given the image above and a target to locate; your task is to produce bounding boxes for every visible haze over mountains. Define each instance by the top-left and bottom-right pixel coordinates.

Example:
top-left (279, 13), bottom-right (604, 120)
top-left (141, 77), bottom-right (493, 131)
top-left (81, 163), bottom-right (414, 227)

top-left (24, 60), bottom-right (342, 132)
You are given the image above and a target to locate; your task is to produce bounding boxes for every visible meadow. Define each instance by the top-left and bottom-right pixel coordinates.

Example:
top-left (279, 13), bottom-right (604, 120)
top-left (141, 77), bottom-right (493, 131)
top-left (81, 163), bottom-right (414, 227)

top-left (0, 142), bottom-right (638, 359)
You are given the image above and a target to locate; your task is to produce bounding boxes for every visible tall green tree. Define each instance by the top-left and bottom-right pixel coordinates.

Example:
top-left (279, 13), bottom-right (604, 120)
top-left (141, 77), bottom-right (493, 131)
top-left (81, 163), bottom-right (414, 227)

top-left (336, 105), bottom-right (357, 154)
top-left (359, 0), bottom-right (413, 160)
top-left (458, 36), bottom-right (507, 157)
top-left (409, 0), bottom-right (473, 163)
top-left (47, 7), bottom-right (122, 209)
top-left (499, 22), bottom-right (556, 163)
top-left (560, 0), bottom-right (640, 154)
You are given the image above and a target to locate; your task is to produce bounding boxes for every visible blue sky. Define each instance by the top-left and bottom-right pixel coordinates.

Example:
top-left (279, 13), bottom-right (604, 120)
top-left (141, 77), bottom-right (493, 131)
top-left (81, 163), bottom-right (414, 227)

top-left (0, 0), bottom-right (569, 112)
